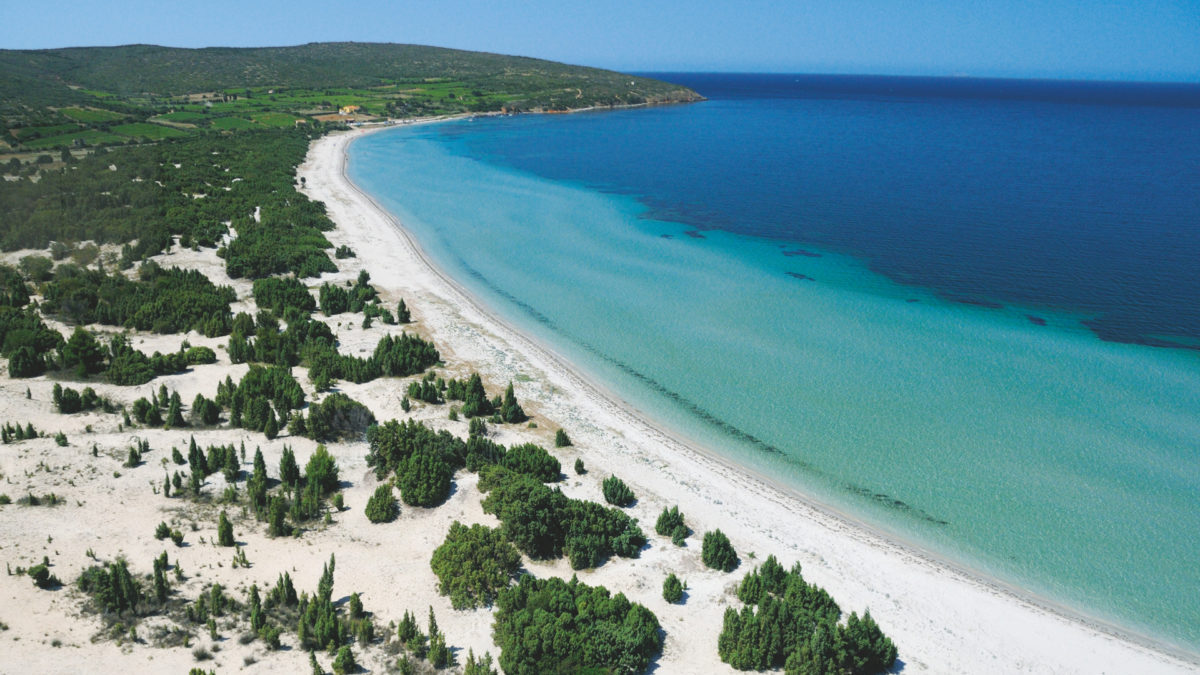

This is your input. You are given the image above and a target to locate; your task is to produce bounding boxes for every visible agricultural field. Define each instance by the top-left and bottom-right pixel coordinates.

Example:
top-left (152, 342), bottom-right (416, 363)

top-left (61, 106), bottom-right (126, 122)
top-left (209, 116), bottom-right (256, 130)
top-left (152, 111), bottom-right (209, 123)
top-left (23, 129), bottom-right (128, 149)
top-left (111, 122), bottom-right (190, 140)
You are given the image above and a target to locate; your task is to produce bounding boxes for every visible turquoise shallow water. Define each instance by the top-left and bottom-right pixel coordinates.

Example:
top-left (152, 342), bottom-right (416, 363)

top-left (349, 119), bottom-right (1200, 652)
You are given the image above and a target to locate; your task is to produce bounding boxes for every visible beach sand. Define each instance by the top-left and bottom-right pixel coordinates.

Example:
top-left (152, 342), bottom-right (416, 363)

top-left (0, 121), bottom-right (1192, 674)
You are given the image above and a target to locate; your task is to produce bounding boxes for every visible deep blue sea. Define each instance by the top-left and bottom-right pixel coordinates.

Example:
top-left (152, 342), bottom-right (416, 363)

top-left (349, 74), bottom-right (1200, 652)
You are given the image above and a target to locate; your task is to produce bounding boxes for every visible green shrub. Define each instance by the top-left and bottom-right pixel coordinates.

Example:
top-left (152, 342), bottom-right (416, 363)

top-left (364, 483), bottom-right (398, 523)
top-left (303, 444), bottom-right (340, 495)
top-left (29, 562), bottom-right (62, 589)
top-left (480, 467), bottom-right (644, 570)
top-left (494, 575), bottom-right (661, 674)
top-left (719, 555), bottom-right (898, 673)
top-left (662, 572), bottom-right (684, 604)
top-left (655, 506), bottom-right (687, 544)
top-left (602, 475), bottom-right (635, 507)
top-left (304, 392), bottom-right (376, 442)
top-left (331, 645), bottom-right (356, 675)
top-left (430, 522), bottom-right (521, 609)
top-left (500, 443), bottom-right (560, 482)
top-left (702, 529), bottom-right (739, 572)
top-left (554, 429), bottom-right (571, 447)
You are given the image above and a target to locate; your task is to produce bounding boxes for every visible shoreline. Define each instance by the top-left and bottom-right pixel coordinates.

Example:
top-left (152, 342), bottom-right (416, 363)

top-left (304, 122), bottom-right (1197, 673)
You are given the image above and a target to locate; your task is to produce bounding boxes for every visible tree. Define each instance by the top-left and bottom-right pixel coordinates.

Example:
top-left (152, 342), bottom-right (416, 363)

top-left (267, 495), bottom-right (290, 537)
top-left (217, 510), bottom-right (235, 546)
top-left (304, 444), bottom-right (340, 495)
top-left (499, 382), bottom-right (526, 423)
top-left (662, 573), bottom-right (684, 604)
top-left (574, 458), bottom-right (585, 475)
top-left (279, 446), bottom-right (300, 490)
top-left (702, 529), bottom-right (739, 572)
top-left (165, 391), bottom-right (185, 429)
top-left (60, 326), bottom-right (106, 377)
top-left (364, 483), bottom-right (399, 523)
top-left (397, 298), bottom-right (411, 323)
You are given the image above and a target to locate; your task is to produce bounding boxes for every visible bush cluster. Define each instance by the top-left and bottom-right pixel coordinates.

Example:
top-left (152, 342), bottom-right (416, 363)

top-left (429, 521), bottom-right (521, 609)
top-left (719, 555), bottom-right (898, 674)
top-left (480, 465), bottom-right (645, 570)
top-left (494, 575), bottom-right (662, 675)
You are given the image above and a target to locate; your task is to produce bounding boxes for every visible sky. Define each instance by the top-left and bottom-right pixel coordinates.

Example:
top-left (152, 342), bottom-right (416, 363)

top-left (3, 0), bottom-right (1199, 82)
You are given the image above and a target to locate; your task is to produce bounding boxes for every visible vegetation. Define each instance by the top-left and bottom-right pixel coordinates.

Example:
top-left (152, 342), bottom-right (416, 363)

top-left (52, 383), bottom-right (113, 414)
top-left (479, 465), bottom-right (645, 570)
top-left (602, 475), bottom-right (636, 507)
top-left (499, 443), bottom-right (560, 483)
top-left (42, 261), bottom-right (234, 335)
top-left (366, 419), bottom-right (464, 507)
top-left (252, 276), bottom-right (316, 316)
top-left (702, 529), bottom-right (739, 572)
top-left (554, 428), bottom-right (571, 447)
top-left (655, 505), bottom-right (689, 546)
top-left (493, 574), bottom-right (662, 675)
top-left (1, 421), bottom-right (42, 444)
top-left (217, 510), bottom-right (235, 547)
top-left (301, 392), bottom-right (377, 442)
top-left (214, 365), bottom-right (305, 435)
top-left (662, 573), bottom-right (684, 604)
top-left (429, 522), bottom-right (522, 609)
top-left (719, 555), bottom-right (898, 674)
top-left (78, 559), bottom-right (142, 615)
top-left (0, 43), bottom-right (699, 135)
top-left (29, 562), bottom-right (62, 589)
top-left (0, 41), bottom-right (708, 668)
top-left (364, 483), bottom-right (399, 523)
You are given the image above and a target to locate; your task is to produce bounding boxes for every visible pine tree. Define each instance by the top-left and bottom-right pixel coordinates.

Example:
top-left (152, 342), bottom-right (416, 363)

top-left (280, 446), bottom-right (300, 490)
top-left (165, 391), bottom-right (185, 429)
top-left (264, 410), bottom-right (279, 440)
top-left (499, 382), bottom-right (526, 423)
top-left (217, 510), bottom-right (235, 546)
top-left (397, 298), bottom-right (411, 323)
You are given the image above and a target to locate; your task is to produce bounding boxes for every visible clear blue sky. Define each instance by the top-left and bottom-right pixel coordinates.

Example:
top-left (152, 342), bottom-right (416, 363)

top-left (4, 0), bottom-right (1198, 82)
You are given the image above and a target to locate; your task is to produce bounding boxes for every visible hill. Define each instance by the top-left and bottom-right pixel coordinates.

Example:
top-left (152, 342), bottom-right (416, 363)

top-left (0, 42), bottom-right (701, 147)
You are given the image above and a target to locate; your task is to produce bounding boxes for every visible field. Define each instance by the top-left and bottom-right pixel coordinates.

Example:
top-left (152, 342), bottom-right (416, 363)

top-left (61, 107), bottom-right (126, 122)
top-left (209, 116), bottom-right (256, 130)
top-left (23, 129), bottom-right (128, 149)
top-left (11, 124), bottom-right (79, 140)
top-left (250, 111), bottom-right (301, 127)
top-left (111, 122), bottom-right (190, 140)
top-left (153, 111), bottom-right (209, 123)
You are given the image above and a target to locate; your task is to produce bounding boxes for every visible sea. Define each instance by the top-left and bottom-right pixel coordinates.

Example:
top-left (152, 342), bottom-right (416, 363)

top-left (346, 73), bottom-right (1200, 653)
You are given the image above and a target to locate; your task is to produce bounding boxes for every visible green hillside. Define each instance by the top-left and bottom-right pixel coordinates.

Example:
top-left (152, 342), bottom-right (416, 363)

top-left (0, 42), bottom-right (701, 150)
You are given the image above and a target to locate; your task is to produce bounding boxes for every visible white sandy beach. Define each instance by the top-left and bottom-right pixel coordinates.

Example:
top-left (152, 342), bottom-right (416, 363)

top-left (0, 120), bottom-right (1193, 674)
